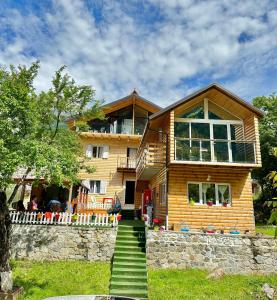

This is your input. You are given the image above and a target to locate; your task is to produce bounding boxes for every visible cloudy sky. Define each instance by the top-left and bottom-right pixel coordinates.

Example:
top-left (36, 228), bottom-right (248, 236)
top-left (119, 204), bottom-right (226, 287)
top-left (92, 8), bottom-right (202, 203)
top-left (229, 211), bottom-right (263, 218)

top-left (0, 0), bottom-right (276, 107)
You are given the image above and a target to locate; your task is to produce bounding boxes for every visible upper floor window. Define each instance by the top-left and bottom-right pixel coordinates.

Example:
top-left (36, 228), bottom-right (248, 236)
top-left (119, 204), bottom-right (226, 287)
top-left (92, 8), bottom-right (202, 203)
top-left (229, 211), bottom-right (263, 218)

top-left (86, 145), bottom-right (109, 159)
top-left (175, 99), bottom-right (240, 121)
top-left (179, 103), bottom-right (204, 119)
top-left (87, 104), bottom-right (151, 135)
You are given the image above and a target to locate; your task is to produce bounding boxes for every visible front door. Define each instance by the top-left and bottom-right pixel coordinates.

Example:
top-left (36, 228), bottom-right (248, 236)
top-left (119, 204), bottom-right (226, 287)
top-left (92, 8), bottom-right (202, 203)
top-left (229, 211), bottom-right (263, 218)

top-left (125, 181), bottom-right (135, 204)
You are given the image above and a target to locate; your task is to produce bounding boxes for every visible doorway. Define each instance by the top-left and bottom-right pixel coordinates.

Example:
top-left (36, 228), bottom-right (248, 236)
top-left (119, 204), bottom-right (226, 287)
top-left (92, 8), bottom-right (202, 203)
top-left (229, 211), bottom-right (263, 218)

top-left (125, 181), bottom-right (135, 204)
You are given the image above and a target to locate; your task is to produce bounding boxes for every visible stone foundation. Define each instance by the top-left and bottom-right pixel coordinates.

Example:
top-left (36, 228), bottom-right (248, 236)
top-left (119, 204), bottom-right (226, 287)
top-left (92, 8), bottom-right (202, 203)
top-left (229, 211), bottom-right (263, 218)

top-left (11, 225), bottom-right (117, 261)
top-left (146, 230), bottom-right (277, 274)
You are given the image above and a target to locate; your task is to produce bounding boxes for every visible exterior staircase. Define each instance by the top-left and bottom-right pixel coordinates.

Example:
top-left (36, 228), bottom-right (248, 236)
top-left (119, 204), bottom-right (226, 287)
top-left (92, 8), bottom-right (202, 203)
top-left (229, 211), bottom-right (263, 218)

top-left (120, 209), bottom-right (136, 220)
top-left (110, 220), bottom-right (148, 299)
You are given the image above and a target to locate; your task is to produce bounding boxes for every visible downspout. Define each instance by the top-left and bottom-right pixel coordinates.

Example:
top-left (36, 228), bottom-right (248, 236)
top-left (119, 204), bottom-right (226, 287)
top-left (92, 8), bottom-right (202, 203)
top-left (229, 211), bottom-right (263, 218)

top-left (165, 132), bottom-right (169, 230)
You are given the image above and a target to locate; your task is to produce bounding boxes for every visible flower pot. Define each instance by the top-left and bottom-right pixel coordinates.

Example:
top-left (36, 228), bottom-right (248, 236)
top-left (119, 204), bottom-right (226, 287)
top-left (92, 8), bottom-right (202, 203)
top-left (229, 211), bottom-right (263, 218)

top-left (222, 203), bottom-right (228, 207)
top-left (207, 201), bottom-right (213, 206)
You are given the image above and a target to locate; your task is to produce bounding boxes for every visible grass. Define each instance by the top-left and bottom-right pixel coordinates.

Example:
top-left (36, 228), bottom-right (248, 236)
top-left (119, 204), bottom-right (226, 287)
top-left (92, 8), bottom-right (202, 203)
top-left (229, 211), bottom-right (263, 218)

top-left (12, 260), bottom-right (110, 300)
top-left (148, 268), bottom-right (277, 300)
top-left (256, 225), bottom-right (277, 237)
top-left (13, 261), bottom-right (277, 300)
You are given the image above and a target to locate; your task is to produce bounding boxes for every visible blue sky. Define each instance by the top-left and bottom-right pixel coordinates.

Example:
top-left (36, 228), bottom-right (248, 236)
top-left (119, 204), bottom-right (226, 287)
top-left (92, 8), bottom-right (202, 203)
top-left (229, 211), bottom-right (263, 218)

top-left (0, 0), bottom-right (276, 107)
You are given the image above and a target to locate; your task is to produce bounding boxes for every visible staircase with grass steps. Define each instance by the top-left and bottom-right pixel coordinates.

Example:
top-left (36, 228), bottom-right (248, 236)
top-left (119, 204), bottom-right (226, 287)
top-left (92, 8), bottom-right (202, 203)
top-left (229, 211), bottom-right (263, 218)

top-left (110, 220), bottom-right (148, 299)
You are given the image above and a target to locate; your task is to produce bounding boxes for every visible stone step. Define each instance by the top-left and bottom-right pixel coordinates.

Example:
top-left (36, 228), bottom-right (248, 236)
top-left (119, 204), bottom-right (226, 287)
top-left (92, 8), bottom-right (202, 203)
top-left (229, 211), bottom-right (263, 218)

top-left (117, 234), bottom-right (145, 240)
top-left (114, 256), bottom-right (146, 263)
top-left (116, 240), bottom-right (145, 247)
top-left (110, 288), bottom-right (148, 299)
top-left (110, 281), bottom-right (147, 290)
top-left (112, 267), bottom-right (147, 276)
top-left (117, 232), bottom-right (146, 239)
top-left (115, 245), bottom-right (146, 252)
top-left (113, 261), bottom-right (147, 269)
top-left (111, 274), bottom-right (147, 283)
top-left (114, 251), bottom-right (146, 258)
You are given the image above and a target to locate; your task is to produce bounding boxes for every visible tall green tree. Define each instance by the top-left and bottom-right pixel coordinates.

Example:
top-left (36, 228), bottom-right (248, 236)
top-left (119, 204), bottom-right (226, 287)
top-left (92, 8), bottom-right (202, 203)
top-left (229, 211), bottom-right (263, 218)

top-left (0, 62), bottom-right (103, 292)
top-left (252, 94), bottom-right (277, 223)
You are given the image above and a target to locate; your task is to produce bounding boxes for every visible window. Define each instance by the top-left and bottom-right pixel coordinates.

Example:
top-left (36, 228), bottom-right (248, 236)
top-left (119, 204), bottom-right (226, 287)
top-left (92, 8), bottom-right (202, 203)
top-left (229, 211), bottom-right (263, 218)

top-left (188, 182), bottom-right (231, 205)
top-left (179, 103), bottom-right (204, 119)
top-left (86, 145), bottom-right (109, 159)
top-left (89, 180), bottom-right (107, 194)
top-left (159, 182), bottom-right (166, 205)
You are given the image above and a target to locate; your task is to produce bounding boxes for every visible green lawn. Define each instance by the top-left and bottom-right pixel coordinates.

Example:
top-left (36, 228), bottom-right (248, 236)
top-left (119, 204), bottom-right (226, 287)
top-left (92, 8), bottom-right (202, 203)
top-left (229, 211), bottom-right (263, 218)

top-left (13, 261), bottom-right (110, 300)
top-left (148, 268), bottom-right (277, 300)
top-left (256, 225), bottom-right (277, 237)
top-left (13, 261), bottom-right (277, 300)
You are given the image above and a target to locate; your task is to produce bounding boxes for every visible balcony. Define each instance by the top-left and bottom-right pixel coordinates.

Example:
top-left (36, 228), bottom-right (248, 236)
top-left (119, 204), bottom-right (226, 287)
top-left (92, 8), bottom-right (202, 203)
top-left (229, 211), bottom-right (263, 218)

top-left (117, 157), bottom-right (136, 172)
top-left (174, 138), bottom-right (257, 165)
top-left (136, 143), bottom-right (166, 179)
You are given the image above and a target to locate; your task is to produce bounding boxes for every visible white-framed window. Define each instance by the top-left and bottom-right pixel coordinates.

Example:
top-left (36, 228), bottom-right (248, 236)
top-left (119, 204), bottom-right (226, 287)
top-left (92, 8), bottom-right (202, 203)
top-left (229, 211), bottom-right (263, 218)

top-left (89, 180), bottom-right (107, 194)
top-left (187, 182), bottom-right (231, 206)
top-left (86, 145), bottom-right (109, 159)
top-left (159, 182), bottom-right (166, 205)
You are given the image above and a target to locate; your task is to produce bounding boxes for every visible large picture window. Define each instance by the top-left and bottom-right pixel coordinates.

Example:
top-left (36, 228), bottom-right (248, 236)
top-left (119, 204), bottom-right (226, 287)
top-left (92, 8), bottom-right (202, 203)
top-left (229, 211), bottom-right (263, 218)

top-left (173, 99), bottom-right (257, 164)
top-left (188, 182), bottom-right (231, 205)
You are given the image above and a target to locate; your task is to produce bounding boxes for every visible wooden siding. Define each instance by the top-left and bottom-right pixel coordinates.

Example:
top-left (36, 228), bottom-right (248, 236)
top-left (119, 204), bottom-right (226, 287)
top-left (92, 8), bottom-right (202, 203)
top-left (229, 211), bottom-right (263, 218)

top-left (135, 180), bottom-right (149, 209)
top-left (168, 165), bottom-right (255, 233)
top-left (149, 167), bottom-right (167, 221)
top-left (78, 136), bottom-right (139, 205)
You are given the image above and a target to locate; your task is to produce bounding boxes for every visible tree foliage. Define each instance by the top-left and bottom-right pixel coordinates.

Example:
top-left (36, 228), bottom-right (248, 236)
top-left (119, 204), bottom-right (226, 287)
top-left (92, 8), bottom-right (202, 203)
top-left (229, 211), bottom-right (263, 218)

top-left (252, 94), bottom-right (277, 223)
top-left (0, 62), bottom-right (103, 291)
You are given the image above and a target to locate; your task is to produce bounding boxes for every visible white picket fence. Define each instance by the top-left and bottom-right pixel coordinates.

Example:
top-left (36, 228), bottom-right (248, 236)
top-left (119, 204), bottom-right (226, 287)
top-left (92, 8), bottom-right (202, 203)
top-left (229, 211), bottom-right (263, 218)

top-left (10, 211), bottom-right (119, 227)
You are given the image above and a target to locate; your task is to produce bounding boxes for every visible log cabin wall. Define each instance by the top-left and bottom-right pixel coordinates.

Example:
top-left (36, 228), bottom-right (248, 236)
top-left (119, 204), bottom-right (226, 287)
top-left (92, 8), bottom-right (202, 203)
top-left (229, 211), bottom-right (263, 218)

top-left (167, 165), bottom-right (255, 233)
top-left (78, 135), bottom-right (139, 204)
top-left (149, 167), bottom-right (167, 222)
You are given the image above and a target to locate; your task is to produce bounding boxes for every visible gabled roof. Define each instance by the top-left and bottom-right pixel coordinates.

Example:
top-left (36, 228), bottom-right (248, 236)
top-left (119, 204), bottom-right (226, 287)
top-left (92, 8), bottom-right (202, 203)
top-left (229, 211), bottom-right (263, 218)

top-left (150, 83), bottom-right (264, 120)
top-left (102, 89), bottom-right (161, 114)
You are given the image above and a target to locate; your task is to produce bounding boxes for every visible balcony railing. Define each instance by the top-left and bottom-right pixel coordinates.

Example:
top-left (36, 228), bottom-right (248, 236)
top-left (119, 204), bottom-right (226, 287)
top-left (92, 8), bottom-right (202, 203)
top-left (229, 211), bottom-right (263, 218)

top-left (117, 157), bottom-right (136, 170)
top-left (136, 143), bottom-right (166, 177)
top-left (175, 138), bottom-right (256, 164)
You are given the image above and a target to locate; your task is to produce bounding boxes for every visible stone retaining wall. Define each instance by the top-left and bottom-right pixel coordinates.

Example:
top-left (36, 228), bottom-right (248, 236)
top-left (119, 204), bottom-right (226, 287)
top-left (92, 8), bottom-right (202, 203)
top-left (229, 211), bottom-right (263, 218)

top-left (11, 225), bottom-right (277, 274)
top-left (11, 224), bottom-right (117, 261)
top-left (146, 230), bottom-right (277, 274)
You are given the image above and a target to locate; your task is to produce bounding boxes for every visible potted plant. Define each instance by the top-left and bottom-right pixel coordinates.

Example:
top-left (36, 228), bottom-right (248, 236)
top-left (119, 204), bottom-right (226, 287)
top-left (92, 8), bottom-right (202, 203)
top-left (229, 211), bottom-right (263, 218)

top-left (189, 198), bottom-right (195, 206)
top-left (91, 213), bottom-right (96, 222)
top-left (206, 224), bottom-right (215, 234)
top-left (207, 200), bottom-right (213, 206)
top-left (222, 200), bottom-right (228, 207)
top-left (71, 214), bottom-right (78, 223)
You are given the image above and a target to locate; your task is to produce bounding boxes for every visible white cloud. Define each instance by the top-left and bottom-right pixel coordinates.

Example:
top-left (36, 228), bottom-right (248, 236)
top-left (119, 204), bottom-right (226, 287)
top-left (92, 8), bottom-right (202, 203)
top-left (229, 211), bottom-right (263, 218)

top-left (0, 0), bottom-right (276, 107)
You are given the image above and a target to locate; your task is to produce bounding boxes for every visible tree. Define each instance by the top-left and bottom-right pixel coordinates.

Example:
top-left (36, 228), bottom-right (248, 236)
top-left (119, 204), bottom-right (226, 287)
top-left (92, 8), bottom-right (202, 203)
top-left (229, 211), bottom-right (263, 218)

top-left (0, 62), bottom-right (103, 292)
top-left (252, 94), bottom-right (277, 223)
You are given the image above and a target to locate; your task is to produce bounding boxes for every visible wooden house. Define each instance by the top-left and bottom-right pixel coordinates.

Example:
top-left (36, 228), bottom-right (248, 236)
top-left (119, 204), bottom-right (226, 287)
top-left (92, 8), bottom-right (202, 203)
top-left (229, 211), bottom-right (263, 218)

top-left (24, 84), bottom-right (263, 234)
top-left (73, 90), bottom-right (160, 213)
top-left (136, 83), bottom-right (263, 233)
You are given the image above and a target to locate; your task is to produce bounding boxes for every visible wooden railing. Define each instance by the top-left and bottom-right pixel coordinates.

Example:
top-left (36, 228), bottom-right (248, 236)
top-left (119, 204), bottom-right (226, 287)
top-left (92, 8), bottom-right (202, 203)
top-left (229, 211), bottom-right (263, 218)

top-left (136, 143), bottom-right (166, 177)
top-left (117, 156), bottom-right (136, 169)
top-left (10, 211), bottom-right (119, 227)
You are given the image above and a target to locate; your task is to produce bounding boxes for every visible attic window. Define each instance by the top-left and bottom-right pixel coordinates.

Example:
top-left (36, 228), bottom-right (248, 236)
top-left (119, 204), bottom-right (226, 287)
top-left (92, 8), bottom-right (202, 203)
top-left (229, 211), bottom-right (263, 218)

top-left (179, 104), bottom-right (204, 119)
